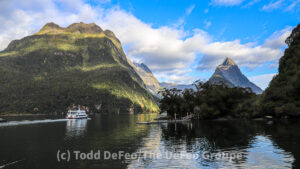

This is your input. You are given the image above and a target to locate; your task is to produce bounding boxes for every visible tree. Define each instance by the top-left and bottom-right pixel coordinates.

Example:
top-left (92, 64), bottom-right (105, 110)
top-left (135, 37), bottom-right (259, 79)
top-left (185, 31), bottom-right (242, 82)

top-left (159, 81), bottom-right (258, 120)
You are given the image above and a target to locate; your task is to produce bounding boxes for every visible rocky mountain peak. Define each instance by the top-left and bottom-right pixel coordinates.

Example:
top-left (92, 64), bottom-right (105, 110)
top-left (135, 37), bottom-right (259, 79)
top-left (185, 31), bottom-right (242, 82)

top-left (221, 57), bottom-right (237, 66)
top-left (131, 62), bottom-right (161, 94)
top-left (134, 62), bottom-right (152, 74)
top-left (66, 22), bottom-right (103, 33)
top-left (37, 22), bottom-right (104, 34)
top-left (39, 22), bottom-right (63, 32)
top-left (209, 57), bottom-right (263, 94)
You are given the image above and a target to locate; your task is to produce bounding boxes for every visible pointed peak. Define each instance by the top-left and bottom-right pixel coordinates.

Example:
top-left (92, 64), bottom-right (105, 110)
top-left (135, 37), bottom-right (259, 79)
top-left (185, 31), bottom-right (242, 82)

top-left (221, 57), bottom-right (237, 66)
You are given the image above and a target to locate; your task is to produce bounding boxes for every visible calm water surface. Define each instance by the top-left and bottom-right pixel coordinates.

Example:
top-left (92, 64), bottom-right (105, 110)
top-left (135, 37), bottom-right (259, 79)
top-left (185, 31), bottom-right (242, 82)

top-left (0, 114), bottom-right (299, 169)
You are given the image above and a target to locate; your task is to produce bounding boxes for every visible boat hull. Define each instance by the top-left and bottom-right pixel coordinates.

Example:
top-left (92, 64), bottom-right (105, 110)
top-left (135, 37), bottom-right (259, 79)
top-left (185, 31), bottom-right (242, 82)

top-left (66, 109), bottom-right (88, 119)
top-left (67, 116), bottom-right (88, 119)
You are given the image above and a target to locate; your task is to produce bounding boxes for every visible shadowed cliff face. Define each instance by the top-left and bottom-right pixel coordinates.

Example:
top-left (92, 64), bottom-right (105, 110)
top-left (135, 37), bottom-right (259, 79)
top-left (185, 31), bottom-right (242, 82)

top-left (209, 57), bottom-right (263, 94)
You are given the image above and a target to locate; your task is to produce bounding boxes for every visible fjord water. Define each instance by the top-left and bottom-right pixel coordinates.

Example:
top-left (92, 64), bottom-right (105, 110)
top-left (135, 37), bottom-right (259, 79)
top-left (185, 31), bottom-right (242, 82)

top-left (0, 114), bottom-right (299, 169)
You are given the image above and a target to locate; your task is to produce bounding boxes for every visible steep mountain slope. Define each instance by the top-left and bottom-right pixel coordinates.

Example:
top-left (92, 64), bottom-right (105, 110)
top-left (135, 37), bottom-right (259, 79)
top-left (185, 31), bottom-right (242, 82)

top-left (262, 24), bottom-right (300, 117)
top-left (0, 22), bottom-right (159, 114)
top-left (132, 62), bottom-right (161, 93)
top-left (209, 57), bottom-right (263, 94)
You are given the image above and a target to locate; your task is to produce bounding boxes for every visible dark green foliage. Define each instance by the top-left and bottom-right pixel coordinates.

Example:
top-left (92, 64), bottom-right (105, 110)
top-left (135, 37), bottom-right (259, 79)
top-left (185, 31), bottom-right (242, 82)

top-left (261, 23), bottom-right (300, 118)
top-left (159, 81), bottom-right (258, 119)
top-left (0, 30), bottom-right (158, 114)
top-left (159, 88), bottom-right (184, 118)
top-left (160, 23), bottom-right (300, 119)
top-left (286, 24), bottom-right (300, 47)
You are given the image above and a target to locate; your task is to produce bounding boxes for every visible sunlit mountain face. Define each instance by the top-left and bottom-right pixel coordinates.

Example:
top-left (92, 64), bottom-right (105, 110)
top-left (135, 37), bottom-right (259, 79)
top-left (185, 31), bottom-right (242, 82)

top-left (209, 57), bottom-right (263, 94)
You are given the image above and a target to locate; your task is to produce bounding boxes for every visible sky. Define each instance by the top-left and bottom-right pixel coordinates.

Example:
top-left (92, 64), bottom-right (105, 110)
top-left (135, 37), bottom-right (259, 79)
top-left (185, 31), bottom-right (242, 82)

top-left (0, 0), bottom-right (299, 90)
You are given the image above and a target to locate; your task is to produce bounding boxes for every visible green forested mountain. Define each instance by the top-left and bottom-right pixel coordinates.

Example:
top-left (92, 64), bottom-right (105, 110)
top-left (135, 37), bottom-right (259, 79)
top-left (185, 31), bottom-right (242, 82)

top-left (261, 24), bottom-right (300, 118)
top-left (0, 22), bottom-right (159, 114)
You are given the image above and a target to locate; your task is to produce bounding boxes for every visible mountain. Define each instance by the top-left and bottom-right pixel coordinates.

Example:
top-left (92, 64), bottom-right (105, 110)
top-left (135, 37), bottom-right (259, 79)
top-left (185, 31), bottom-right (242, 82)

top-left (208, 57), bottom-right (263, 94)
top-left (0, 22), bottom-right (159, 114)
top-left (130, 61), bottom-right (195, 93)
top-left (261, 24), bottom-right (300, 117)
top-left (160, 82), bottom-right (196, 90)
top-left (130, 62), bottom-right (161, 95)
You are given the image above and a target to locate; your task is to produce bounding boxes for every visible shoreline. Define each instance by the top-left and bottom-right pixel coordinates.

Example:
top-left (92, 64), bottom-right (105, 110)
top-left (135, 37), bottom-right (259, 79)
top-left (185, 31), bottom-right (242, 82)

top-left (196, 117), bottom-right (300, 121)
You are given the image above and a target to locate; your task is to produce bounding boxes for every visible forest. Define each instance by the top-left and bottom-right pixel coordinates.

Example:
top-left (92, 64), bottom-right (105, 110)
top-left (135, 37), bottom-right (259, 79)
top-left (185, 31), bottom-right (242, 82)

top-left (159, 81), bottom-right (259, 119)
top-left (159, 23), bottom-right (300, 120)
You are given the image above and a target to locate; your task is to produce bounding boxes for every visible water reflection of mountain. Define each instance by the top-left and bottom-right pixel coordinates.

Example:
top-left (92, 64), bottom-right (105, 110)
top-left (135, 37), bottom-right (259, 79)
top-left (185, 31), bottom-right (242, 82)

top-left (263, 121), bottom-right (300, 168)
top-left (136, 113), bottom-right (158, 122)
top-left (128, 120), bottom-right (297, 168)
top-left (70, 114), bottom-right (152, 169)
top-left (65, 119), bottom-right (88, 138)
top-left (128, 125), bottom-right (162, 168)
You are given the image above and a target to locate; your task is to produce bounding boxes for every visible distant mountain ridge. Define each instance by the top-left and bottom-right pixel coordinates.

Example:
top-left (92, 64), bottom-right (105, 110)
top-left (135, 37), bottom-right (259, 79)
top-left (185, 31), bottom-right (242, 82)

top-left (208, 57), bottom-right (263, 94)
top-left (159, 82), bottom-right (196, 90)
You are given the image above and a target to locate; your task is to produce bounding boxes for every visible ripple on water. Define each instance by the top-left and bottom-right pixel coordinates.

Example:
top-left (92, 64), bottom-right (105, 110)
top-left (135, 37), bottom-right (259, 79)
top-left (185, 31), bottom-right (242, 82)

top-left (127, 124), bottom-right (295, 169)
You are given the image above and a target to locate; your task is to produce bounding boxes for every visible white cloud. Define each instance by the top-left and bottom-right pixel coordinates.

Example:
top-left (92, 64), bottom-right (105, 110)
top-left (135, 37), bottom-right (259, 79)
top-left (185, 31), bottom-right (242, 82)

top-left (0, 0), bottom-right (292, 84)
top-left (249, 73), bottom-right (277, 90)
top-left (99, 8), bottom-right (199, 72)
top-left (0, 0), bottom-right (201, 84)
top-left (173, 4), bottom-right (196, 28)
top-left (209, 0), bottom-right (300, 13)
top-left (196, 27), bottom-right (292, 70)
top-left (155, 69), bottom-right (195, 84)
top-left (285, 0), bottom-right (300, 11)
top-left (243, 0), bottom-right (261, 7)
top-left (0, 0), bottom-right (104, 51)
top-left (211, 0), bottom-right (300, 11)
top-left (263, 27), bottom-right (292, 49)
top-left (186, 5), bottom-right (195, 15)
top-left (262, 0), bottom-right (284, 11)
top-left (53, 0), bottom-right (85, 11)
top-left (204, 20), bottom-right (212, 29)
top-left (211, 0), bottom-right (244, 6)
top-left (262, 0), bottom-right (300, 11)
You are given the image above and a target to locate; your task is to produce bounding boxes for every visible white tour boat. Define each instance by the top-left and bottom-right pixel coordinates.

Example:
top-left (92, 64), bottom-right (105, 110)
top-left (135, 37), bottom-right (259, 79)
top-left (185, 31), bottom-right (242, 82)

top-left (66, 108), bottom-right (88, 119)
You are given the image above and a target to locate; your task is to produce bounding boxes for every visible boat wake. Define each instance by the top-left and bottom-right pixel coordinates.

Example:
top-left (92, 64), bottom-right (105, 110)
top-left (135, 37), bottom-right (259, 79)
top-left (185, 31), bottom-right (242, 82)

top-left (0, 119), bottom-right (69, 127)
top-left (0, 159), bottom-right (24, 168)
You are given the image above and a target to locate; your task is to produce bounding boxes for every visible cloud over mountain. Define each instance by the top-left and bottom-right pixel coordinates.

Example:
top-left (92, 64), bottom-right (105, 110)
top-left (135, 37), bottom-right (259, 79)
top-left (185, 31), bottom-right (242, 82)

top-left (0, 0), bottom-right (292, 85)
top-left (196, 27), bottom-right (291, 71)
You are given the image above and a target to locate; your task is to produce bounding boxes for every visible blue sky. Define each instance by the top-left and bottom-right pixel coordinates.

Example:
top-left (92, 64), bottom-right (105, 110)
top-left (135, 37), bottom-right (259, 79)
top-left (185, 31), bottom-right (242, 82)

top-left (0, 0), bottom-right (299, 89)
